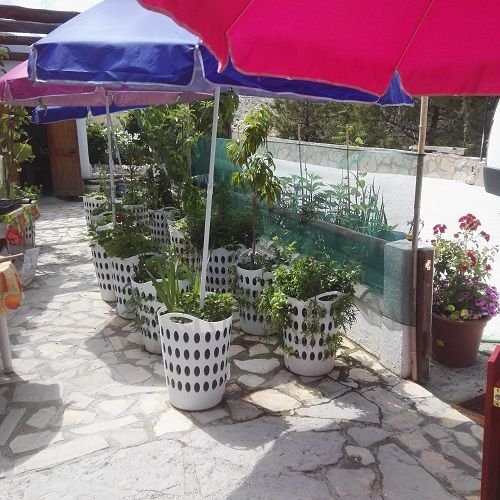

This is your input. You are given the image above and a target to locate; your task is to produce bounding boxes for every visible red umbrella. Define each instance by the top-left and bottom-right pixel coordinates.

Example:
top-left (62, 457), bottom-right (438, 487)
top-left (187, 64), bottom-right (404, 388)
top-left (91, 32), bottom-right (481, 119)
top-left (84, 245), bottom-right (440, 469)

top-left (140, 0), bottom-right (500, 96)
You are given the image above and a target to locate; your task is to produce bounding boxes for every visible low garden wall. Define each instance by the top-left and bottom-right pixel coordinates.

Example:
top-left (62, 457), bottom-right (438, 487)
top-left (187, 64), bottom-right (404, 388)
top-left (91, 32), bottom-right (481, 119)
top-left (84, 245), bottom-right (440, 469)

top-left (267, 138), bottom-right (484, 186)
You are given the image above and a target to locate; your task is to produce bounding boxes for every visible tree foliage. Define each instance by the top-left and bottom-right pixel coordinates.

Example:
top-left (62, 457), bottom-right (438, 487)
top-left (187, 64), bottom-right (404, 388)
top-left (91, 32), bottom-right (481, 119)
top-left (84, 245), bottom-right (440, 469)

top-left (271, 97), bottom-right (498, 156)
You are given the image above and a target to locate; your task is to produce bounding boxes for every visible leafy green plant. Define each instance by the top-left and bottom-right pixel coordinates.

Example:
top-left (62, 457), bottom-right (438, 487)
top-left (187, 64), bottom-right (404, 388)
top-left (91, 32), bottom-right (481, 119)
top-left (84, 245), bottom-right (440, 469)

top-left (0, 106), bottom-right (34, 198)
top-left (9, 183), bottom-right (42, 201)
top-left (227, 107), bottom-right (282, 260)
top-left (86, 121), bottom-right (108, 165)
top-left (258, 256), bottom-right (360, 345)
top-left (150, 251), bottom-right (193, 311)
top-left (151, 249), bottom-right (235, 321)
top-left (99, 220), bottom-right (159, 259)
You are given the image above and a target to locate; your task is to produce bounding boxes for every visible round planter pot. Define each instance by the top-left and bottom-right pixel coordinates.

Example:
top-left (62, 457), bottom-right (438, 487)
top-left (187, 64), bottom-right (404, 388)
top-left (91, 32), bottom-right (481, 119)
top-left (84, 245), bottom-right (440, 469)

top-left (284, 292), bottom-right (342, 377)
top-left (90, 243), bottom-right (116, 302)
top-left (431, 313), bottom-right (489, 368)
top-left (122, 203), bottom-right (148, 225)
top-left (131, 278), bottom-right (191, 355)
top-left (236, 265), bottom-right (273, 336)
top-left (158, 309), bottom-right (232, 411)
top-left (111, 255), bottom-right (140, 319)
top-left (83, 197), bottom-right (106, 227)
top-left (148, 208), bottom-right (169, 245)
top-left (168, 224), bottom-right (200, 271)
top-left (206, 246), bottom-right (244, 293)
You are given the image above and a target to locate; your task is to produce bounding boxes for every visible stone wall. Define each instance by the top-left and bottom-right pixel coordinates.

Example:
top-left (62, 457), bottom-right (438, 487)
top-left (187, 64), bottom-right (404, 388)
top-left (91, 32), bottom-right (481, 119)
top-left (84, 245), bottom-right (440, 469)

top-left (267, 138), bottom-right (484, 186)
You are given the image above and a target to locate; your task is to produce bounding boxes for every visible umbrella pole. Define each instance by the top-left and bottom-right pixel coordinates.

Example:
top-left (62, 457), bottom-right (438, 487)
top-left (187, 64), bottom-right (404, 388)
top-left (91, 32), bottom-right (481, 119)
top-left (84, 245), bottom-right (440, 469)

top-left (105, 94), bottom-right (117, 224)
top-left (199, 86), bottom-right (221, 306)
top-left (411, 96), bottom-right (429, 382)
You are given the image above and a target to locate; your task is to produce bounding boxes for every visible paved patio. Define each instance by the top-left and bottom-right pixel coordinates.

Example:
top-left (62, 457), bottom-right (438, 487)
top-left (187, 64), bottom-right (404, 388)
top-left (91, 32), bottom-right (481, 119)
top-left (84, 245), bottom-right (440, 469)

top-left (0, 198), bottom-right (483, 499)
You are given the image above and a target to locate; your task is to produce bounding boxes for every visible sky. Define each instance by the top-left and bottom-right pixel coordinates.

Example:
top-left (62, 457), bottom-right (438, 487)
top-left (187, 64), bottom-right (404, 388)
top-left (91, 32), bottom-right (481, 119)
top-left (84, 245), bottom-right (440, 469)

top-left (0, 0), bottom-right (101, 12)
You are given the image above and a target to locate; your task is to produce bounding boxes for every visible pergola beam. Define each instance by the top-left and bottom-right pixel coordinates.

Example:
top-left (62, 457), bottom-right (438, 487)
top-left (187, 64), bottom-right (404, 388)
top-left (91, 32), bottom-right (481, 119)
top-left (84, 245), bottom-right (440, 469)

top-left (0, 33), bottom-right (42, 46)
top-left (0, 6), bottom-right (78, 24)
top-left (0, 18), bottom-right (60, 35)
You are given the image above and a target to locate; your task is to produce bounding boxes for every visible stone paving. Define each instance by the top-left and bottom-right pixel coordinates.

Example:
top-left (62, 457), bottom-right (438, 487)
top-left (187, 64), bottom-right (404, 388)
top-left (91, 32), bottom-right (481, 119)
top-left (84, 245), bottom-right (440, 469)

top-left (0, 198), bottom-right (483, 499)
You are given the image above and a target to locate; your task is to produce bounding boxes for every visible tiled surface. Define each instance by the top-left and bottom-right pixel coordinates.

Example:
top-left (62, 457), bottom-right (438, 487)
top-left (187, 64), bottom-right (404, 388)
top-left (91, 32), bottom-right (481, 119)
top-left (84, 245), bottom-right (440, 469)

top-left (0, 198), bottom-right (482, 499)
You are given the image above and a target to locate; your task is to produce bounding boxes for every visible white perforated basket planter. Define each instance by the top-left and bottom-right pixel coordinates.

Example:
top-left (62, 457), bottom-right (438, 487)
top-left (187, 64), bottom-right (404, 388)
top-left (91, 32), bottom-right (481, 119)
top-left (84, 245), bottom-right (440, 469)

top-left (158, 309), bottom-right (232, 411)
top-left (111, 255), bottom-right (140, 318)
top-left (24, 219), bottom-right (35, 246)
top-left (91, 242), bottom-right (116, 302)
top-left (131, 278), bottom-right (191, 355)
top-left (122, 203), bottom-right (148, 225)
top-left (236, 266), bottom-right (273, 336)
top-left (83, 196), bottom-right (107, 227)
top-left (206, 246), bottom-right (244, 293)
top-left (168, 223), bottom-right (200, 271)
top-left (148, 208), bottom-right (169, 245)
top-left (284, 292), bottom-right (342, 377)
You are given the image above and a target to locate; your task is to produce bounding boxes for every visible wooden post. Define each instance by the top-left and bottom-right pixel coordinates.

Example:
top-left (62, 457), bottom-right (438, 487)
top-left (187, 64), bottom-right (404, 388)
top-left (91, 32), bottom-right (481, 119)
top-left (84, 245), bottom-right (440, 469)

top-left (416, 247), bottom-right (433, 382)
top-left (411, 96), bottom-right (429, 382)
top-left (481, 346), bottom-right (500, 500)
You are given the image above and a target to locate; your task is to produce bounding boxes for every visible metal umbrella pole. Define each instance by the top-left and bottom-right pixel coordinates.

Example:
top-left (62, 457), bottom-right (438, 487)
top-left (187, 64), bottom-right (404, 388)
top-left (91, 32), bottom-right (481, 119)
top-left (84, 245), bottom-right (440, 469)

top-left (410, 96), bottom-right (429, 381)
top-left (199, 86), bottom-right (221, 306)
top-left (105, 93), bottom-right (117, 224)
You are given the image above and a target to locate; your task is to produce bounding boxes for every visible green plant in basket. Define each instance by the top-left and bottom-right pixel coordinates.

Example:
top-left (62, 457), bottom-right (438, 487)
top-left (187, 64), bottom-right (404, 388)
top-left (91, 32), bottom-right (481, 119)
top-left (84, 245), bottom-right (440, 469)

top-left (258, 255), bottom-right (360, 356)
top-left (99, 220), bottom-right (159, 259)
top-left (152, 252), bottom-right (235, 322)
top-left (227, 107), bottom-right (282, 262)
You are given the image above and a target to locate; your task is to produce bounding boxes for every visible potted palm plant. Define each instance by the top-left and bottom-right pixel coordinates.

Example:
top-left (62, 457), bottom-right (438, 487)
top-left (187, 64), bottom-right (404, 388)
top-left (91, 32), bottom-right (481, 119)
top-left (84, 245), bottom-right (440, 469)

top-left (259, 255), bottom-right (359, 376)
top-left (431, 214), bottom-right (499, 367)
top-left (130, 249), bottom-right (191, 354)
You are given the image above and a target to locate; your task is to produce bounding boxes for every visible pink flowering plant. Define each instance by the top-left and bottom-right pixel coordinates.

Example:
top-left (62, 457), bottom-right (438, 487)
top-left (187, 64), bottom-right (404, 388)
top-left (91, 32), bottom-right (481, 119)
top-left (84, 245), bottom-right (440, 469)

top-left (432, 213), bottom-right (499, 321)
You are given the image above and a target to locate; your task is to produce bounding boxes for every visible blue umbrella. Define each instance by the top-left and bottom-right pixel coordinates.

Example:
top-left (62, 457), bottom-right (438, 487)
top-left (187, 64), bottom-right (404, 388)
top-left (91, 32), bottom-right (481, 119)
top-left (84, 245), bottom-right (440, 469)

top-left (29, 0), bottom-right (411, 106)
top-left (29, 0), bottom-right (412, 302)
top-left (32, 104), bottom-right (146, 124)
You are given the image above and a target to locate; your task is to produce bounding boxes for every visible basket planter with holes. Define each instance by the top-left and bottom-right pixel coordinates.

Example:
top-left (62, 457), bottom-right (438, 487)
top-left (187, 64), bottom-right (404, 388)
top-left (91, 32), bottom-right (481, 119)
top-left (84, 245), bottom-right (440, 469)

top-left (168, 223), bottom-right (200, 271)
top-left (158, 309), bottom-right (232, 411)
top-left (90, 242), bottom-right (116, 302)
top-left (111, 255), bottom-right (140, 319)
top-left (24, 219), bottom-right (35, 246)
top-left (83, 197), bottom-right (107, 227)
top-left (206, 246), bottom-right (244, 293)
top-left (148, 208), bottom-right (169, 245)
top-left (284, 292), bottom-right (342, 377)
top-left (122, 203), bottom-right (148, 225)
top-left (130, 278), bottom-right (191, 354)
top-left (236, 266), bottom-right (273, 336)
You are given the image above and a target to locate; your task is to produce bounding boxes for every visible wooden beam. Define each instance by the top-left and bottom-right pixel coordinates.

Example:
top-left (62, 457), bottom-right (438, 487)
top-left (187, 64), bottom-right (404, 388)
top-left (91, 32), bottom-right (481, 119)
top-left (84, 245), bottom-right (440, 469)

top-left (0, 19), bottom-right (60, 35)
top-left (6, 51), bottom-right (28, 62)
top-left (0, 6), bottom-right (78, 24)
top-left (0, 33), bottom-right (41, 46)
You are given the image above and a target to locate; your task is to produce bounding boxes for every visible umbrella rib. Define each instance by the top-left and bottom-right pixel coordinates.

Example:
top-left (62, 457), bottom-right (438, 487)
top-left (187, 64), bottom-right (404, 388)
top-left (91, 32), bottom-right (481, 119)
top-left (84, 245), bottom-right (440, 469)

top-left (394, 0), bottom-right (435, 71)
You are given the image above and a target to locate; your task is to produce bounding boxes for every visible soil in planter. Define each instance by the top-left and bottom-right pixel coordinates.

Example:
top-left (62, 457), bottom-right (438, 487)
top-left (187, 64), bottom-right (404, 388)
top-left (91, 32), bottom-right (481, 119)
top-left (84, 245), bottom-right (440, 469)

top-left (452, 395), bottom-right (485, 427)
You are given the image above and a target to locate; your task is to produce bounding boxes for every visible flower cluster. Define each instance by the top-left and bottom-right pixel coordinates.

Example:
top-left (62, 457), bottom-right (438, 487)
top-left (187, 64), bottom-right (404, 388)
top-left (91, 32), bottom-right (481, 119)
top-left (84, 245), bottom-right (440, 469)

top-left (432, 214), bottom-right (499, 321)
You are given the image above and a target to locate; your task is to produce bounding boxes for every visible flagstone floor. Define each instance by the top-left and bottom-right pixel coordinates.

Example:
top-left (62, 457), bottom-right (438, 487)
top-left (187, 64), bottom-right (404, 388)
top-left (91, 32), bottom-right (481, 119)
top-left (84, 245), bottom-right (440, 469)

top-left (0, 197), bottom-right (483, 499)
